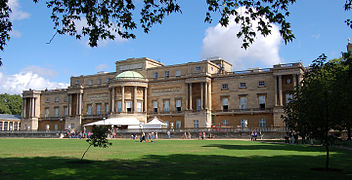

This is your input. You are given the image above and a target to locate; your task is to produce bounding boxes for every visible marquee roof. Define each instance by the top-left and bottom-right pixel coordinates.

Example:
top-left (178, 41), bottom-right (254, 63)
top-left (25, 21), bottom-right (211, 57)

top-left (83, 117), bottom-right (140, 126)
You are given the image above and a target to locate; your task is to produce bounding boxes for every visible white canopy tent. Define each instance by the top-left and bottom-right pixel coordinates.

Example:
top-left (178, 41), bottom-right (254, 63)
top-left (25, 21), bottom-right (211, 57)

top-left (143, 117), bottom-right (167, 129)
top-left (84, 117), bottom-right (141, 129)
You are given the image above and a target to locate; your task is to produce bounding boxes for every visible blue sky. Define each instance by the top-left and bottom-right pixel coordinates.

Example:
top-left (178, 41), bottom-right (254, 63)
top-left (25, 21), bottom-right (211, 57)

top-left (0, 0), bottom-right (351, 94)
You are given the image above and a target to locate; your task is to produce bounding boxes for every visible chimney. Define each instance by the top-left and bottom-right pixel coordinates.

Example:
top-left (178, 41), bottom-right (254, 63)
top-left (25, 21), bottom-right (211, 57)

top-left (347, 38), bottom-right (352, 55)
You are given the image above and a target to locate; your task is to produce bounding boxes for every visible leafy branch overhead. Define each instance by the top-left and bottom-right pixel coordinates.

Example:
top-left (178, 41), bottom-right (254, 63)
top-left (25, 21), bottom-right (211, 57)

top-left (1, 0), bottom-right (352, 65)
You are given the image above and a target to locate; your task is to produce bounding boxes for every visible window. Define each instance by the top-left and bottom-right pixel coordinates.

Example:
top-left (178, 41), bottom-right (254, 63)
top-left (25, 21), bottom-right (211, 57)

top-left (64, 97), bottom-right (68, 102)
top-left (165, 121), bottom-right (169, 128)
top-left (176, 99), bottom-right (182, 112)
top-left (88, 80), bottom-right (93, 86)
top-left (175, 70), bottom-right (181, 77)
top-left (287, 78), bottom-right (291, 84)
top-left (196, 99), bottom-right (201, 111)
top-left (240, 83), bottom-right (247, 88)
top-left (96, 104), bottom-right (101, 115)
top-left (45, 98), bottom-right (50, 103)
top-left (55, 97), bottom-right (59, 102)
top-left (106, 77), bottom-right (111, 83)
top-left (98, 78), bottom-right (102, 85)
top-left (87, 105), bottom-right (92, 115)
top-left (137, 102), bottom-right (142, 112)
top-left (117, 101), bottom-right (122, 112)
top-left (259, 96), bottom-right (266, 110)
top-left (240, 97), bottom-right (247, 110)
top-left (54, 124), bottom-right (58, 131)
top-left (222, 84), bottom-right (228, 90)
top-left (222, 120), bottom-right (229, 126)
top-left (106, 104), bottom-right (109, 114)
top-left (163, 100), bottom-right (170, 112)
top-left (286, 94), bottom-right (293, 104)
top-left (75, 80), bottom-right (79, 85)
top-left (259, 118), bottom-right (266, 128)
top-left (176, 121), bottom-right (181, 129)
top-left (153, 101), bottom-right (158, 112)
top-left (241, 120), bottom-right (248, 128)
top-left (14, 122), bottom-right (18, 131)
top-left (46, 124), bottom-right (50, 131)
top-left (193, 120), bottom-right (199, 128)
top-left (64, 106), bottom-right (68, 116)
top-left (0, 122), bottom-right (2, 131)
top-left (165, 71), bottom-right (170, 78)
top-left (126, 101), bottom-right (132, 112)
top-left (222, 97), bottom-right (229, 111)
top-left (45, 108), bottom-right (49, 118)
top-left (195, 66), bottom-right (201, 71)
top-left (4, 122), bottom-right (8, 131)
top-left (153, 72), bottom-right (158, 78)
top-left (9, 122), bottom-right (13, 131)
top-left (211, 67), bottom-right (214, 71)
top-left (71, 123), bottom-right (75, 129)
top-left (258, 81), bottom-right (265, 87)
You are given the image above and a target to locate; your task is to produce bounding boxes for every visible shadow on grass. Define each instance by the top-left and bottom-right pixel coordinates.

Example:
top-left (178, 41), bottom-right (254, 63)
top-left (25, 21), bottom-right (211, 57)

top-left (1, 152), bottom-right (351, 179)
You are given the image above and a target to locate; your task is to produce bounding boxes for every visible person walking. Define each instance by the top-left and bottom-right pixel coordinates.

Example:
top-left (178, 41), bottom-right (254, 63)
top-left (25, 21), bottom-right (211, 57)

top-left (167, 130), bottom-right (171, 139)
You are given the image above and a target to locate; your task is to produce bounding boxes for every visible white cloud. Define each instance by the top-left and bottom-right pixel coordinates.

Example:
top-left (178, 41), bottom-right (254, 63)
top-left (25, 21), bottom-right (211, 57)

top-left (21, 66), bottom-right (58, 78)
top-left (312, 33), bottom-right (320, 40)
top-left (96, 64), bottom-right (108, 72)
top-left (0, 68), bottom-right (69, 95)
top-left (9, 29), bottom-right (22, 38)
top-left (8, 0), bottom-right (30, 21)
top-left (201, 7), bottom-right (282, 71)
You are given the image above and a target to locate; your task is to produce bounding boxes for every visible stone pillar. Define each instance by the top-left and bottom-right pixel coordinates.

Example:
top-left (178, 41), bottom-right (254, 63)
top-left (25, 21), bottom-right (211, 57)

top-left (200, 82), bottom-right (204, 110)
top-left (1, 121), bottom-right (4, 131)
top-left (69, 95), bottom-right (72, 116)
top-left (274, 76), bottom-right (278, 106)
top-left (79, 93), bottom-right (82, 115)
top-left (278, 75), bottom-right (283, 106)
top-left (208, 82), bottom-right (212, 110)
top-left (23, 98), bottom-right (26, 118)
top-left (17, 122), bottom-right (20, 131)
top-left (32, 98), bottom-right (35, 118)
top-left (185, 84), bottom-right (189, 110)
top-left (144, 87), bottom-right (148, 113)
top-left (205, 82), bottom-right (208, 109)
top-left (7, 121), bottom-right (10, 131)
top-left (111, 87), bottom-right (115, 113)
top-left (121, 86), bottom-right (125, 112)
top-left (134, 86), bottom-right (137, 112)
top-left (293, 74), bottom-right (297, 87)
top-left (189, 83), bottom-right (193, 110)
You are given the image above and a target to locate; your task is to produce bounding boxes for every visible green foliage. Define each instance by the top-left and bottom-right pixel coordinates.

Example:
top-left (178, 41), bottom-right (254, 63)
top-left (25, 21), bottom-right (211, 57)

top-left (0, 0), bottom-right (12, 65)
top-left (0, 93), bottom-right (22, 115)
top-left (81, 125), bottom-right (112, 160)
top-left (283, 53), bottom-right (352, 169)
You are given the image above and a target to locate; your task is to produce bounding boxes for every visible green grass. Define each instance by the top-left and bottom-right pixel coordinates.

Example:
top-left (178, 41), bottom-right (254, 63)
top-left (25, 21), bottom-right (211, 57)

top-left (0, 139), bottom-right (351, 179)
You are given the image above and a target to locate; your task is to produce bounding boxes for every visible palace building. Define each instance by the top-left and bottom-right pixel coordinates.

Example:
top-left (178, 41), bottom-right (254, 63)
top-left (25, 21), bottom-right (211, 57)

top-left (20, 57), bottom-right (305, 131)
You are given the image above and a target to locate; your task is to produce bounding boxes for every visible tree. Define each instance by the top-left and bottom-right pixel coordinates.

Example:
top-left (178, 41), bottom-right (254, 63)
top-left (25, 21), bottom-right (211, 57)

top-left (1, 0), bottom-right (352, 65)
top-left (81, 125), bottom-right (112, 161)
top-left (283, 54), bottom-right (352, 170)
top-left (0, 93), bottom-right (22, 115)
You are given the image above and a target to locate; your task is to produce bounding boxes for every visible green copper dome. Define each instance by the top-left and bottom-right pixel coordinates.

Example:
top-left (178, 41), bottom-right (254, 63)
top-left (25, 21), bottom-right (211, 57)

top-left (115, 71), bottom-right (144, 80)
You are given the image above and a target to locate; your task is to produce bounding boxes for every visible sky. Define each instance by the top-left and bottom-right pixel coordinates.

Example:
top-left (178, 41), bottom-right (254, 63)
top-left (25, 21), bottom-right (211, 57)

top-left (0, 0), bottom-right (351, 94)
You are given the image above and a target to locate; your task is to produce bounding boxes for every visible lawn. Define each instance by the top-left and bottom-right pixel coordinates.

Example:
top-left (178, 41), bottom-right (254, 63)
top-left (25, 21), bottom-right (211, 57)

top-left (0, 139), bottom-right (351, 179)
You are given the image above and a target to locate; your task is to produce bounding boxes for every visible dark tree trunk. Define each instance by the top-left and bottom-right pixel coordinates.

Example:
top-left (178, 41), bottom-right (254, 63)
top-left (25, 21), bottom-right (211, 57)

top-left (81, 144), bottom-right (92, 161)
top-left (325, 141), bottom-right (329, 170)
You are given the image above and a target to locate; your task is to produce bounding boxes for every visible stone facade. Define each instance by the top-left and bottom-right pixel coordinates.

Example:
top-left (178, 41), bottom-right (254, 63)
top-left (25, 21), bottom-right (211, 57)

top-left (21, 57), bottom-right (305, 131)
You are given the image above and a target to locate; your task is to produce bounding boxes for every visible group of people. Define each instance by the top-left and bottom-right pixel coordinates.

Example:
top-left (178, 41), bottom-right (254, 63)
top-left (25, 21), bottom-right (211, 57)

top-left (284, 131), bottom-right (314, 145)
top-left (250, 130), bottom-right (259, 141)
top-left (138, 132), bottom-right (158, 142)
top-left (183, 131), bottom-right (192, 139)
top-left (65, 129), bottom-right (92, 139)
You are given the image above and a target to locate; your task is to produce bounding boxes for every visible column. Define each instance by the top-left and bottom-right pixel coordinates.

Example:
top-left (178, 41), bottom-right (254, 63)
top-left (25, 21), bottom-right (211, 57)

top-left (23, 98), bottom-right (26, 118)
top-left (185, 84), bottom-right (189, 110)
top-left (7, 121), bottom-right (10, 131)
top-left (76, 94), bottom-right (79, 115)
top-left (111, 87), bottom-right (115, 113)
top-left (79, 93), bottom-right (82, 115)
top-left (189, 83), bottom-right (193, 110)
top-left (33, 98), bottom-right (36, 117)
top-left (121, 86), bottom-right (125, 112)
top-left (205, 82), bottom-right (208, 109)
top-left (134, 86), bottom-right (137, 112)
top-left (69, 95), bottom-right (72, 116)
top-left (278, 75), bottom-right (283, 106)
top-left (144, 87), bottom-right (148, 112)
top-left (208, 82), bottom-right (211, 110)
top-left (28, 98), bottom-right (32, 118)
top-left (274, 76), bottom-right (278, 106)
top-left (17, 122), bottom-right (20, 131)
top-left (1, 121), bottom-right (4, 131)
top-left (293, 74), bottom-right (297, 87)
top-left (200, 82), bottom-right (204, 110)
